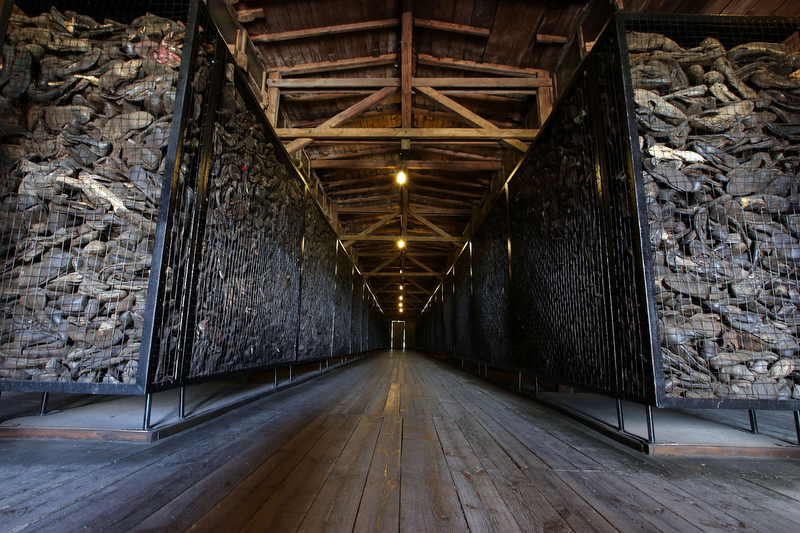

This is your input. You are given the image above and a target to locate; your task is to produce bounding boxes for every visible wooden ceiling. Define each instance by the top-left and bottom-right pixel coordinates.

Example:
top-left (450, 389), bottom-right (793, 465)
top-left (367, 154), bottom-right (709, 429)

top-left (220, 0), bottom-right (800, 319)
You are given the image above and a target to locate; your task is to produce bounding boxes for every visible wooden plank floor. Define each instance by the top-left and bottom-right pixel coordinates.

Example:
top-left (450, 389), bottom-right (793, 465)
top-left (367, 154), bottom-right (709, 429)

top-left (1, 350), bottom-right (799, 533)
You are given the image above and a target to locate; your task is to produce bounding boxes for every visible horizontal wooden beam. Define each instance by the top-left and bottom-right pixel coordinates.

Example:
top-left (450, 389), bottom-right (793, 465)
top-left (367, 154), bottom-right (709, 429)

top-left (312, 159), bottom-right (501, 171)
top-left (365, 271), bottom-right (444, 277)
top-left (270, 54), bottom-right (396, 76)
top-left (537, 34), bottom-right (568, 44)
top-left (337, 206), bottom-right (471, 215)
top-left (417, 54), bottom-right (547, 78)
top-left (266, 77), bottom-right (552, 89)
top-left (339, 235), bottom-right (466, 243)
top-left (414, 18), bottom-right (489, 37)
top-left (277, 128), bottom-right (539, 140)
top-left (251, 19), bottom-right (399, 43)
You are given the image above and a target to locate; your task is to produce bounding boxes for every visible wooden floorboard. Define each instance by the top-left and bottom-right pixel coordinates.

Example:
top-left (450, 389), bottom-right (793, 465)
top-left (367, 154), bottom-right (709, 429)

top-left (1, 350), bottom-right (798, 533)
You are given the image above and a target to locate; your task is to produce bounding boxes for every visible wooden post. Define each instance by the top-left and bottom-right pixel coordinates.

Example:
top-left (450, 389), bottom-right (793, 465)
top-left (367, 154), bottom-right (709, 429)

top-left (537, 85), bottom-right (554, 127)
top-left (266, 71), bottom-right (281, 126)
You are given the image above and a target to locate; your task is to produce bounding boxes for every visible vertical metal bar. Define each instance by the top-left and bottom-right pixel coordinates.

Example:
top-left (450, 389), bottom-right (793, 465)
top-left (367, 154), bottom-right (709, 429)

top-left (289, 365), bottom-right (293, 382)
top-left (137, 0), bottom-right (205, 393)
top-left (179, 386), bottom-right (186, 419)
top-left (143, 394), bottom-right (153, 431)
top-left (794, 411), bottom-right (800, 445)
top-left (616, 399), bottom-right (625, 432)
top-left (534, 377), bottom-right (539, 396)
top-left (749, 410), bottom-right (759, 434)
top-left (274, 368), bottom-right (278, 387)
top-left (39, 393), bottom-right (48, 416)
top-left (645, 405), bottom-right (655, 444)
top-left (0, 0), bottom-right (14, 59)
top-left (518, 373), bottom-right (522, 392)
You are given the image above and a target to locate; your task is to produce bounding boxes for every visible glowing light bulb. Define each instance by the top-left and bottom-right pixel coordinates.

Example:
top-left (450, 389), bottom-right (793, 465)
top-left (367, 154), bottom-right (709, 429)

top-left (399, 285), bottom-right (404, 291)
top-left (399, 296), bottom-right (403, 301)
top-left (397, 240), bottom-right (405, 249)
top-left (397, 171), bottom-right (406, 184)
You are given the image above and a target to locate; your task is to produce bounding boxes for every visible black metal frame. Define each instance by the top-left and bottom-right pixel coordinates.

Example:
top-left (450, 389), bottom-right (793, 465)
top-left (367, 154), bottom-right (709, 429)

top-left (0, 0), bottom-right (387, 397)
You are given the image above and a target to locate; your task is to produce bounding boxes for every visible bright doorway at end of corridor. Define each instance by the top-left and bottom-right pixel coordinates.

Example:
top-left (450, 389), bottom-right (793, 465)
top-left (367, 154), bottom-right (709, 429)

top-left (391, 321), bottom-right (406, 350)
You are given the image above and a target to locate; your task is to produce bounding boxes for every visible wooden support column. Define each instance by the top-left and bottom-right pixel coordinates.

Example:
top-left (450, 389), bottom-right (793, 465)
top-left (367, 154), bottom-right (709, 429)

top-left (266, 71), bottom-right (281, 126)
top-left (538, 84), bottom-right (554, 126)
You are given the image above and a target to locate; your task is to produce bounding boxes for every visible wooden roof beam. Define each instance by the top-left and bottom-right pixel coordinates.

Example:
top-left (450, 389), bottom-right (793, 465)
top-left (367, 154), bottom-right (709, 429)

top-left (337, 206), bottom-right (471, 215)
top-left (267, 77), bottom-right (552, 89)
top-left (341, 235), bottom-right (466, 243)
top-left (250, 19), bottom-right (399, 43)
top-left (417, 54), bottom-right (547, 78)
top-left (268, 54), bottom-right (396, 76)
top-left (277, 128), bottom-right (539, 140)
top-left (342, 213), bottom-right (400, 247)
top-left (414, 18), bottom-right (489, 37)
top-left (312, 159), bottom-right (502, 171)
top-left (416, 86), bottom-right (529, 153)
top-left (284, 86), bottom-right (398, 154)
top-left (366, 271), bottom-right (444, 278)
top-left (409, 212), bottom-right (455, 240)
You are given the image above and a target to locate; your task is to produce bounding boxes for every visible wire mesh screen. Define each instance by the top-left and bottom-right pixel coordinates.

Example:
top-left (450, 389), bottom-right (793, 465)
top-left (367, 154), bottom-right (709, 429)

top-left (0, 1), bottom-right (196, 390)
top-left (187, 58), bottom-right (303, 379)
top-left (350, 277), bottom-right (363, 353)
top-left (472, 194), bottom-right (512, 365)
top-left (595, 24), bottom-right (656, 401)
top-left (441, 273), bottom-right (455, 355)
top-left (454, 248), bottom-right (473, 360)
top-left (333, 245), bottom-right (352, 357)
top-left (622, 14), bottom-right (800, 406)
top-left (297, 195), bottom-right (336, 361)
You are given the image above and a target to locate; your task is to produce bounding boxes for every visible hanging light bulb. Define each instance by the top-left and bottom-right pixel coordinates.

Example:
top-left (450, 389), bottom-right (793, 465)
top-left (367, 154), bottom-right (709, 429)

top-left (400, 308), bottom-right (404, 313)
top-left (399, 295), bottom-right (403, 301)
top-left (399, 285), bottom-right (404, 291)
top-left (397, 239), bottom-right (405, 249)
top-left (397, 171), bottom-right (406, 184)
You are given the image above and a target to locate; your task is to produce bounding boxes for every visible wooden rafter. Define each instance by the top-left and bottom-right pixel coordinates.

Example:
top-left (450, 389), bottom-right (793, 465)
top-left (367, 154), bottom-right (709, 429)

top-left (416, 54), bottom-right (547, 78)
top-left (412, 146), bottom-right (502, 161)
top-left (368, 253), bottom-right (401, 274)
top-left (312, 160), bottom-right (502, 171)
top-left (284, 86), bottom-right (398, 154)
top-left (414, 18), bottom-right (489, 37)
top-left (268, 54), bottom-right (396, 76)
top-left (337, 206), bottom-right (471, 215)
top-left (416, 86), bottom-right (529, 153)
top-left (405, 254), bottom-right (437, 275)
top-left (250, 19), bottom-right (399, 43)
top-left (409, 211), bottom-right (454, 239)
top-left (266, 77), bottom-right (552, 89)
top-left (278, 128), bottom-right (539, 140)
top-left (340, 235), bottom-right (466, 243)
top-left (366, 271), bottom-right (443, 278)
